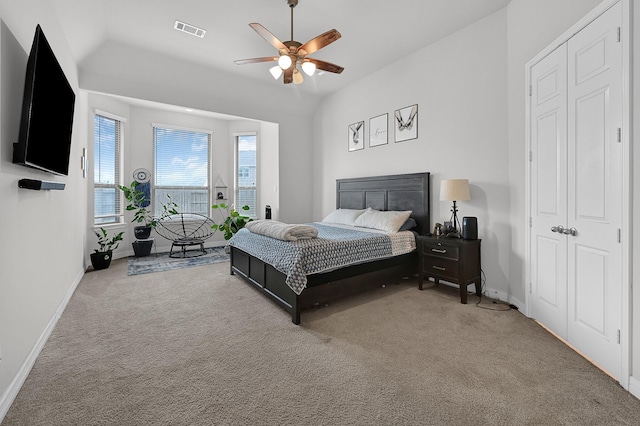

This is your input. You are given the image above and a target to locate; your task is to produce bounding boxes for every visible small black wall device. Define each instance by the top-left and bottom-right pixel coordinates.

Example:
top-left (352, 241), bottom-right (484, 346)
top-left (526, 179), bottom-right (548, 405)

top-left (462, 216), bottom-right (478, 240)
top-left (18, 178), bottom-right (65, 191)
top-left (265, 205), bottom-right (272, 219)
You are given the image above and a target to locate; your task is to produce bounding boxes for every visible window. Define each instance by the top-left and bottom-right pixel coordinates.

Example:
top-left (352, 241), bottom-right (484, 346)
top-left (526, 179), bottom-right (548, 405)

top-left (154, 125), bottom-right (210, 216)
top-left (94, 113), bottom-right (123, 225)
top-left (236, 134), bottom-right (257, 218)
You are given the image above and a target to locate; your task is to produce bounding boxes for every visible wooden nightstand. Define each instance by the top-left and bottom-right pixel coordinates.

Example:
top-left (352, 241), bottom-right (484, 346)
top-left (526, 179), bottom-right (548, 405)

top-left (417, 235), bottom-right (481, 304)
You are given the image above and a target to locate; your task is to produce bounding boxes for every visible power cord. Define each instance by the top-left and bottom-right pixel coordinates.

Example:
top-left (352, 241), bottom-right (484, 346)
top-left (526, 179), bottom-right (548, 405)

top-left (474, 268), bottom-right (515, 311)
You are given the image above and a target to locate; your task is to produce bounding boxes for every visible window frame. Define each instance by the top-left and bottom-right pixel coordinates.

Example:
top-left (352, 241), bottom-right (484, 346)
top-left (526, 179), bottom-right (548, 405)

top-left (234, 132), bottom-right (258, 219)
top-left (93, 110), bottom-right (125, 225)
top-left (152, 123), bottom-right (212, 217)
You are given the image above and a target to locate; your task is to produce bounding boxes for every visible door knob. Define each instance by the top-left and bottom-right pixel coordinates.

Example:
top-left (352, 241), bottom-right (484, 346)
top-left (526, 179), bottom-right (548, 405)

top-left (551, 225), bottom-right (564, 233)
top-left (567, 227), bottom-right (577, 236)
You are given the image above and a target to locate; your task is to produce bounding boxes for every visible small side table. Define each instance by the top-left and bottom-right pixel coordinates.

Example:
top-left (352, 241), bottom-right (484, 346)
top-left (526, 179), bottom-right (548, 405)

top-left (417, 235), bottom-right (481, 304)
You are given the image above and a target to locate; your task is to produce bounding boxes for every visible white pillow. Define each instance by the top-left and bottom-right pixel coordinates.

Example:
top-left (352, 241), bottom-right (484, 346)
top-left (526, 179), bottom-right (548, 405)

top-left (322, 208), bottom-right (366, 226)
top-left (353, 209), bottom-right (413, 233)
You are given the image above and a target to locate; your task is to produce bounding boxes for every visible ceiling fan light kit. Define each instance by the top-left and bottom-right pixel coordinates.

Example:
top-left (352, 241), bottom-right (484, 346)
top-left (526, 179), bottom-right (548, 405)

top-left (269, 65), bottom-right (283, 79)
top-left (278, 54), bottom-right (293, 70)
top-left (301, 61), bottom-right (316, 76)
top-left (234, 0), bottom-right (344, 85)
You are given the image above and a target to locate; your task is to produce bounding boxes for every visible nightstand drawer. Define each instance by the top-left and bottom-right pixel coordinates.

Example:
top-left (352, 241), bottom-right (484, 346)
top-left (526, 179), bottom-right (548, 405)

top-left (417, 235), bottom-right (481, 304)
top-left (422, 257), bottom-right (459, 281)
top-left (421, 241), bottom-right (459, 260)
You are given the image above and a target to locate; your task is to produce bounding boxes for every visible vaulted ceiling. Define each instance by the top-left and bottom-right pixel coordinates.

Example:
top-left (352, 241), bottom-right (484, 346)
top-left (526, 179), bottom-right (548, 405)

top-left (52, 0), bottom-right (510, 97)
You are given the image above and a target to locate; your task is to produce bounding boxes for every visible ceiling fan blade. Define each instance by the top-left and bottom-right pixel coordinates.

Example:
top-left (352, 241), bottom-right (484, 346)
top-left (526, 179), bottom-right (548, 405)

top-left (305, 58), bottom-right (344, 74)
top-left (234, 56), bottom-right (278, 65)
top-left (299, 29), bottom-right (341, 55)
top-left (283, 67), bottom-right (294, 84)
top-left (249, 23), bottom-right (287, 51)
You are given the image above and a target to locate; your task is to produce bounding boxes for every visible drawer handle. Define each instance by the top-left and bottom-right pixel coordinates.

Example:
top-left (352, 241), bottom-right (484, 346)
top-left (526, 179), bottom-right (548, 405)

top-left (432, 266), bottom-right (446, 271)
top-left (431, 248), bottom-right (447, 254)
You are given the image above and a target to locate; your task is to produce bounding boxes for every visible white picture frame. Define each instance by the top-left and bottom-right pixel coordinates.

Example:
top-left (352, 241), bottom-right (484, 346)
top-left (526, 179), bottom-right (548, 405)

top-left (369, 113), bottom-right (388, 147)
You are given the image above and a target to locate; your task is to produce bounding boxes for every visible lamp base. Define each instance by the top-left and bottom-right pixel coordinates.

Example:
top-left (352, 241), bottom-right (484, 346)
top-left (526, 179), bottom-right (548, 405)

top-left (449, 200), bottom-right (462, 234)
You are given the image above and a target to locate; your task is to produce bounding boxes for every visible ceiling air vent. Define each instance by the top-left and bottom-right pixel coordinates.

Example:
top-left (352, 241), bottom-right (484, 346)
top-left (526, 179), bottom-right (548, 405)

top-left (174, 20), bottom-right (206, 38)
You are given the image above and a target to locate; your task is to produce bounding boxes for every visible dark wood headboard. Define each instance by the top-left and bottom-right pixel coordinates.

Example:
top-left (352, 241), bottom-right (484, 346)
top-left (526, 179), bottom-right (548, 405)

top-left (335, 172), bottom-right (430, 235)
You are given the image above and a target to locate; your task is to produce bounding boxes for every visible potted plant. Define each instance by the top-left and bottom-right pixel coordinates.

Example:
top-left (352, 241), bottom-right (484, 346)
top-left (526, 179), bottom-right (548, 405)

top-left (211, 203), bottom-right (252, 240)
top-left (119, 181), bottom-right (179, 257)
top-left (90, 228), bottom-right (124, 270)
top-left (119, 181), bottom-right (157, 239)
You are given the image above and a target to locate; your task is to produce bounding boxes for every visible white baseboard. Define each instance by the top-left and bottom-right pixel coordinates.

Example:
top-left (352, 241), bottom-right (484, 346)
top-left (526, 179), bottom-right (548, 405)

top-left (483, 286), bottom-right (525, 312)
top-left (629, 376), bottom-right (640, 400)
top-left (0, 268), bottom-right (84, 423)
top-left (434, 282), bottom-right (524, 312)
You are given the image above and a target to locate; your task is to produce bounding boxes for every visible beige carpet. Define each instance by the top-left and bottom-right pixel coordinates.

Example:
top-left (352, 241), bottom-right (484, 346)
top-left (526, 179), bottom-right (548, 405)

top-left (3, 259), bottom-right (640, 425)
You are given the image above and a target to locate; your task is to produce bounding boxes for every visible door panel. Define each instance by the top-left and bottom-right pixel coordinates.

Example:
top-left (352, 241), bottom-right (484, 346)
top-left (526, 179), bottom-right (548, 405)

top-left (537, 111), bottom-right (560, 216)
top-left (536, 236), bottom-right (560, 307)
top-left (567, 2), bottom-right (622, 379)
top-left (574, 87), bottom-right (608, 221)
top-left (530, 45), bottom-right (568, 338)
top-left (573, 244), bottom-right (607, 335)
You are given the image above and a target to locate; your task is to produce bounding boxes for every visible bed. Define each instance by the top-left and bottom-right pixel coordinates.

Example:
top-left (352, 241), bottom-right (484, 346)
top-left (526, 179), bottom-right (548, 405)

top-left (228, 172), bottom-right (430, 324)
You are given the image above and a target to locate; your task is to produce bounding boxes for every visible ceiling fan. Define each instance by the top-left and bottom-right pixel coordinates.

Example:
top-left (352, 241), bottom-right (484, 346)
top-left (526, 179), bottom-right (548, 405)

top-left (234, 0), bottom-right (344, 85)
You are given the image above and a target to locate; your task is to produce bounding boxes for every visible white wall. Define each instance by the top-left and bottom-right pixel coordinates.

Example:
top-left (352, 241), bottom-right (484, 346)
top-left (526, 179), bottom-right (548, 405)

top-left (260, 121), bottom-right (280, 221)
top-left (79, 41), bottom-right (314, 225)
top-left (0, 0), bottom-right (87, 417)
top-left (630, 0), bottom-right (639, 383)
top-left (312, 9), bottom-right (512, 301)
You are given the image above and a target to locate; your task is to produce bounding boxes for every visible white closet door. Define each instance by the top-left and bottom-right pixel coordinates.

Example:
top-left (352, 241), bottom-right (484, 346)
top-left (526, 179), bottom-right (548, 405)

top-left (530, 44), bottom-right (568, 339)
top-left (529, 2), bottom-right (623, 379)
top-left (566, 1), bottom-right (622, 379)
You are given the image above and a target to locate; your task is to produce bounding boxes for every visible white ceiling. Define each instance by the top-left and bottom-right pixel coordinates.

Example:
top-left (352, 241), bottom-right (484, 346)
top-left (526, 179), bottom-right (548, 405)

top-left (52, 0), bottom-right (510, 98)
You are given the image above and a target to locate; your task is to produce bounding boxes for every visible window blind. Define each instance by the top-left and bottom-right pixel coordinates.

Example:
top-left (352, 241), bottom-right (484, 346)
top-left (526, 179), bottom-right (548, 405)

top-left (236, 134), bottom-right (257, 218)
top-left (153, 126), bottom-right (211, 216)
top-left (94, 114), bottom-right (122, 224)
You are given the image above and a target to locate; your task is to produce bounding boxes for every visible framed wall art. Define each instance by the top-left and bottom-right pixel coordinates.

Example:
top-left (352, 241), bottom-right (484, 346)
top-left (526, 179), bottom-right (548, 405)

top-left (369, 113), bottom-right (388, 147)
top-left (348, 121), bottom-right (365, 151)
top-left (394, 104), bottom-right (418, 143)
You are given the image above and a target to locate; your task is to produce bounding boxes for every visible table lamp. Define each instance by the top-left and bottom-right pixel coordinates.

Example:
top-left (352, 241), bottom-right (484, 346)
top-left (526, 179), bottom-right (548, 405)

top-left (440, 179), bottom-right (471, 233)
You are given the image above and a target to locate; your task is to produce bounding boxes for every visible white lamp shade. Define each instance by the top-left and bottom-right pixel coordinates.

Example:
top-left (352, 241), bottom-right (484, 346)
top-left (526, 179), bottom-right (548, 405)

top-left (269, 65), bottom-right (283, 79)
top-left (301, 61), bottom-right (316, 76)
top-left (278, 55), bottom-right (292, 70)
top-left (292, 68), bottom-right (304, 84)
top-left (440, 179), bottom-right (471, 201)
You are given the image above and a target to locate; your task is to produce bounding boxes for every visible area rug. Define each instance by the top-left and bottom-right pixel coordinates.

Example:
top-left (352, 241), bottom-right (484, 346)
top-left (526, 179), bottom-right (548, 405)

top-left (127, 247), bottom-right (229, 275)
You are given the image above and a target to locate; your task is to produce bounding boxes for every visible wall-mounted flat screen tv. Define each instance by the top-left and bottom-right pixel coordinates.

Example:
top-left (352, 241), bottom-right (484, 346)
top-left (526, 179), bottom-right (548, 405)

top-left (13, 24), bottom-right (75, 176)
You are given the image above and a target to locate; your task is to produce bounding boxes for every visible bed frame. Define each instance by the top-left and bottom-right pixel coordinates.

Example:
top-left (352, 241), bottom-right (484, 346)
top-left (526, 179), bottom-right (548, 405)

top-left (229, 172), bottom-right (431, 324)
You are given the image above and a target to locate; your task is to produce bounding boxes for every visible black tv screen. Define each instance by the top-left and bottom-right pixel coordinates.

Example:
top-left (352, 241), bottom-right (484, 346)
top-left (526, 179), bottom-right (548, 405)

top-left (13, 24), bottom-right (75, 176)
